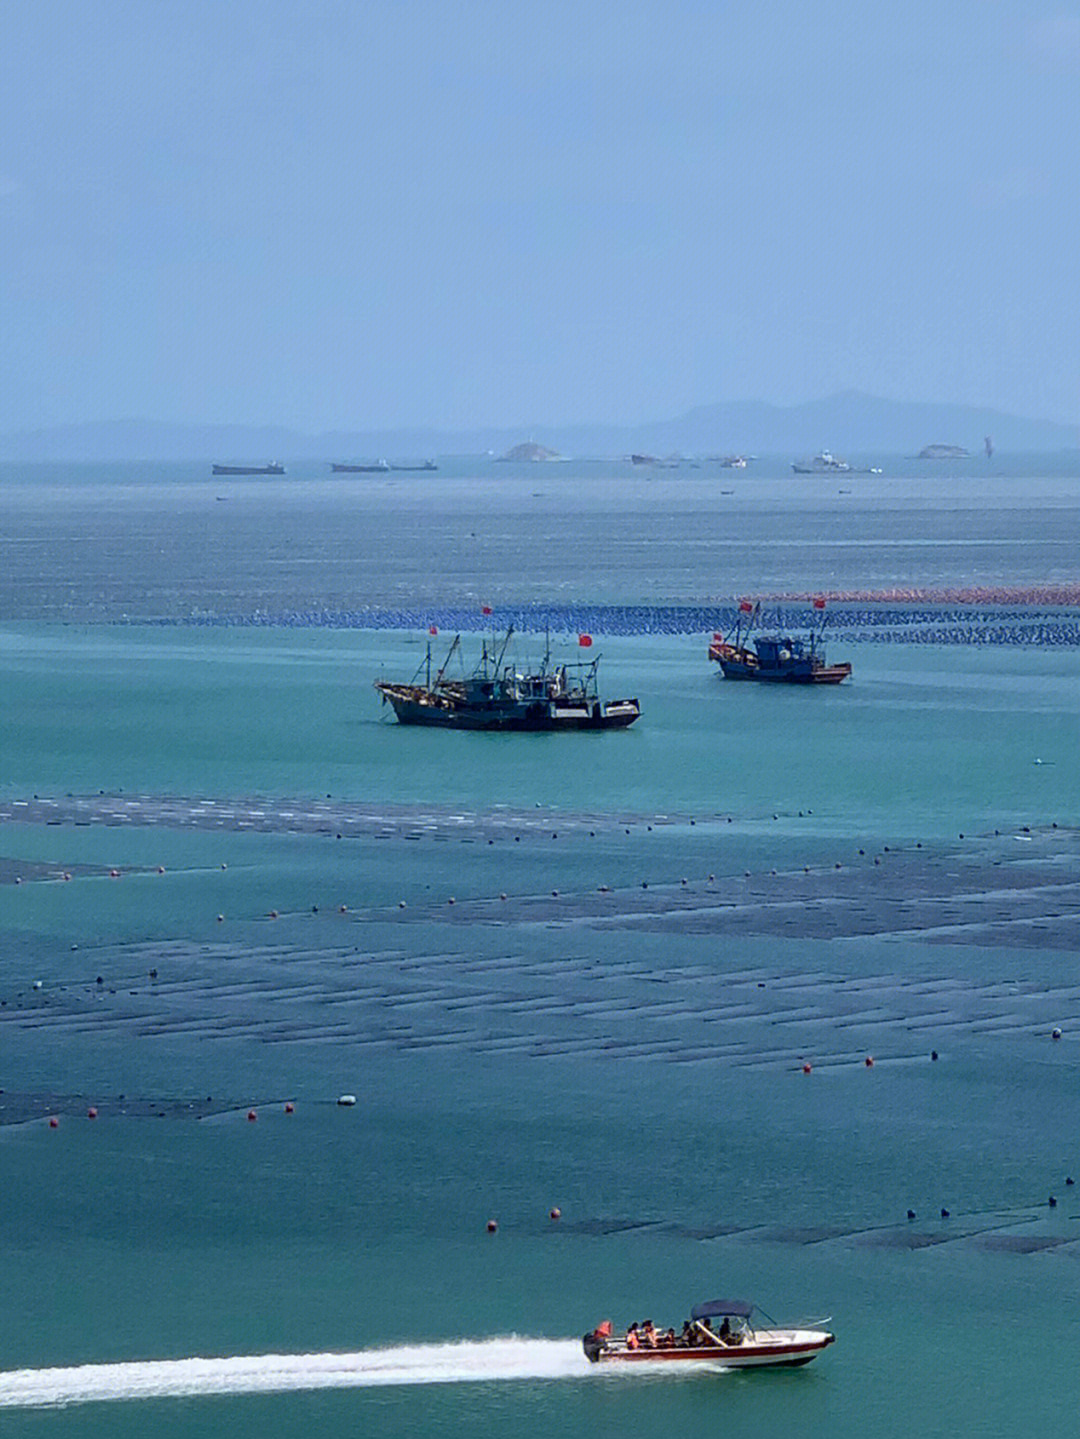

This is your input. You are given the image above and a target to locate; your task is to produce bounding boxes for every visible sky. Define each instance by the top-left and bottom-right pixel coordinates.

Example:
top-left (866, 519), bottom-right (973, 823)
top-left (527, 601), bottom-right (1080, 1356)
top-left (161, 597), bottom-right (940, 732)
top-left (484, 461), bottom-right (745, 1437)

top-left (1, 0), bottom-right (1078, 432)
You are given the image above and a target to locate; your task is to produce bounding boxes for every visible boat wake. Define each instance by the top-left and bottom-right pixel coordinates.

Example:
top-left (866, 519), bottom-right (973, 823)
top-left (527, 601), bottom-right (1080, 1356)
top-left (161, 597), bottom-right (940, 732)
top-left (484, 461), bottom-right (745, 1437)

top-left (0, 1338), bottom-right (593, 1411)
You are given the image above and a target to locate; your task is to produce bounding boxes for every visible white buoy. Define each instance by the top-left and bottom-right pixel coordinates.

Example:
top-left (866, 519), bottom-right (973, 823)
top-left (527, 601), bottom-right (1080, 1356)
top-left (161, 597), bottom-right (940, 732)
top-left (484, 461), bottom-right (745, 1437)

top-left (337, 1094), bottom-right (358, 1107)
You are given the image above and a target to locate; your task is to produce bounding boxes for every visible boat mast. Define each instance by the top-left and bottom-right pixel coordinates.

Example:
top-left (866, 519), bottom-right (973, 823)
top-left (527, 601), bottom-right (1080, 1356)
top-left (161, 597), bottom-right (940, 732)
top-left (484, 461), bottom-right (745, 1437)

top-left (493, 626), bottom-right (515, 674)
top-left (433, 634), bottom-right (461, 686)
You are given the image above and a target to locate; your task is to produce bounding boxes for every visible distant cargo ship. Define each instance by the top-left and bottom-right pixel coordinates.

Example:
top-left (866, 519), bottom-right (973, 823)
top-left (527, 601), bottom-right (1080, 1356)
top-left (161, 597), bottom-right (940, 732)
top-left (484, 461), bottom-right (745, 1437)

top-left (211, 462), bottom-right (285, 476)
top-left (331, 460), bottom-right (389, 473)
top-left (389, 460), bottom-right (438, 472)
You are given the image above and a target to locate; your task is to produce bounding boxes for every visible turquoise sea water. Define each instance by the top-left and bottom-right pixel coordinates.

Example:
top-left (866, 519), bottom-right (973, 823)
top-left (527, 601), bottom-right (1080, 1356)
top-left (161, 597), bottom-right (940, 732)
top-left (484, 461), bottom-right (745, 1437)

top-left (1, 460), bottom-right (1079, 1437)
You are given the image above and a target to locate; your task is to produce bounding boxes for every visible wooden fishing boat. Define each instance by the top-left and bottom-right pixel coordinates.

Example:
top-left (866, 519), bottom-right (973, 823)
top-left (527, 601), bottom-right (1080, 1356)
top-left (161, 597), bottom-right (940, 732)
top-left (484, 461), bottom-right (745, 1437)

top-left (709, 600), bottom-right (851, 684)
top-left (375, 630), bottom-right (641, 731)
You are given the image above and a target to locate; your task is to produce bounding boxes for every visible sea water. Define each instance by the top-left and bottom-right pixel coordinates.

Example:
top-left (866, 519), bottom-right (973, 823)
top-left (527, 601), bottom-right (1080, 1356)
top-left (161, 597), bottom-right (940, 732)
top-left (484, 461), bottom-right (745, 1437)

top-left (0, 458), bottom-right (1079, 1438)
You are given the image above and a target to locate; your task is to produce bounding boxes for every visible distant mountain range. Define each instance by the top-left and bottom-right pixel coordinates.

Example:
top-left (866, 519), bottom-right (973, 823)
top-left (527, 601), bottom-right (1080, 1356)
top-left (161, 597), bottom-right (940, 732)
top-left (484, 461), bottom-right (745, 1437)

top-left (1, 393), bottom-right (1076, 461)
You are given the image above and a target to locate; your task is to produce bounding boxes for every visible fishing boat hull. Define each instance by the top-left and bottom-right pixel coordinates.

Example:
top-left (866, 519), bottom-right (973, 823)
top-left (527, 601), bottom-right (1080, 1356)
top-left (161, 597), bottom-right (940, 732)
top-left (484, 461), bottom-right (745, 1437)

top-left (585, 1329), bottom-right (834, 1368)
top-left (376, 685), bottom-right (640, 730)
top-left (708, 640), bottom-right (851, 685)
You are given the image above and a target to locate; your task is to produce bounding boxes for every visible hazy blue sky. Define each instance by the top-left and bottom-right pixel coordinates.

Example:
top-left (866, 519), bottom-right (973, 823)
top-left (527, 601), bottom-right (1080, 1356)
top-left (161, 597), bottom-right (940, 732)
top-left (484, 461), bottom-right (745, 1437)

top-left (2, 0), bottom-right (1078, 431)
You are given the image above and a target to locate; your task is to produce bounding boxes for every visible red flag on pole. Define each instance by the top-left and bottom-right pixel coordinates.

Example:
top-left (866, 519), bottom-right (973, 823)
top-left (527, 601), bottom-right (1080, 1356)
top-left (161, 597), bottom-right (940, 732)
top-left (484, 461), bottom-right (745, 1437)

top-left (739, 599), bottom-right (754, 613)
top-left (813, 596), bottom-right (827, 610)
top-left (429, 624), bottom-right (438, 636)
top-left (578, 634), bottom-right (593, 647)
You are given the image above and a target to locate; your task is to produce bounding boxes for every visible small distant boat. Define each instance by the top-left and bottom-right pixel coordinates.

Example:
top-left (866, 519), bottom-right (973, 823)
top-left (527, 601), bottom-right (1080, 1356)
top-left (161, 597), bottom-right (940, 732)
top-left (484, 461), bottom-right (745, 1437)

top-left (211, 462), bottom-right (285, 476)
top-left (583, 1299), bottom-right (835, 1370)
top-left (389, 460), bottom-right (438, 472)
top-left (331, 460), bottom-right (390, 473)
top-left (792, 451), bottom-right (850, 474)
top-left (375, 630), bottom-right (641, 731)
top-left (709, 600), bottom-right (851, 684)
top-left (720, 455), bottom-right (747, 468)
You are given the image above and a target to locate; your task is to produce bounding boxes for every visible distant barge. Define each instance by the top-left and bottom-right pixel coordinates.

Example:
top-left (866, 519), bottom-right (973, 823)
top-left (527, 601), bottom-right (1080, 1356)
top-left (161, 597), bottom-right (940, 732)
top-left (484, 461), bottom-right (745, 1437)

top-left (211, 463), bottom-right (285, 475)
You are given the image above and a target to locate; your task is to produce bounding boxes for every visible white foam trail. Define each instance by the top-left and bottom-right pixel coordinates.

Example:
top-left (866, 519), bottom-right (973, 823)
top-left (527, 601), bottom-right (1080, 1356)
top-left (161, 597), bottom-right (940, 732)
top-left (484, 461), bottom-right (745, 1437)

top-left (0, 1338), bottom-right (592, 1411)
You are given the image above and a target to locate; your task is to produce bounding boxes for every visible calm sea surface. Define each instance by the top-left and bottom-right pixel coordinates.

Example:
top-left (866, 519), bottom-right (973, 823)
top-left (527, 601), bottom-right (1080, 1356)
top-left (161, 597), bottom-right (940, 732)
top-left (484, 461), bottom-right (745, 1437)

top-left (1, 457), bottom-right (1079, 1437)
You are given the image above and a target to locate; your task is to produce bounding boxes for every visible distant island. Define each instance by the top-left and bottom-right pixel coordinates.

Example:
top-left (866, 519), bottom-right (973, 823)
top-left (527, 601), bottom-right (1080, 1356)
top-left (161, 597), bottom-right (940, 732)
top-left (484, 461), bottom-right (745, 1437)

top-left (918, 444), bottom-right (970, 459)
top-left (497, 442), bottom-right (564, 462)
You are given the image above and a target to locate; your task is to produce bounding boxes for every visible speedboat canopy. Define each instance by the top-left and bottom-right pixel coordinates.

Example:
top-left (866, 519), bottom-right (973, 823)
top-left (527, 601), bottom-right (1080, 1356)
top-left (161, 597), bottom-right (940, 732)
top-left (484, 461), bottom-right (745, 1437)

top-left (690, 1299), bottom-right (754, 1321)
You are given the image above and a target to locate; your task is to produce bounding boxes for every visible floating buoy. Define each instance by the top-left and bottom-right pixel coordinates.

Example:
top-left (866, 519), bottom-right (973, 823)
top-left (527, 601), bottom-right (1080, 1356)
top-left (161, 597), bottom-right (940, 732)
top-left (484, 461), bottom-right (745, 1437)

top-left (549, 1207), bottom-right (561, 1221)
top-left (87, 1107), bottom-right (98, 1119)
top-left (48, 1117), bottom-right (59, 1129)
top-left (337, 1094), bottom-right (357, 1107)
top-left (1052, 1027), bottom-right (1063, 1041)
top-left (865, 1056), bottom-right (875, 1068)
top-left (247, 1109), bottom-right (257, 1122)
top-left (284, 1102), bottom-right (295, 1114)
top-left (486, 1219), bottom-right (498, 1233)
top-left (802, 1062), bottom-right (813, 1075)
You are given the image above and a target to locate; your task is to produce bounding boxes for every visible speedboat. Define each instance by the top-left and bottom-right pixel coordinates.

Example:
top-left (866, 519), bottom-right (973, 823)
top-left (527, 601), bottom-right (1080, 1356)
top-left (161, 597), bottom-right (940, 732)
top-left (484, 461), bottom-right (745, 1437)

top-left (583, 1299), bottom-right (834, 1369)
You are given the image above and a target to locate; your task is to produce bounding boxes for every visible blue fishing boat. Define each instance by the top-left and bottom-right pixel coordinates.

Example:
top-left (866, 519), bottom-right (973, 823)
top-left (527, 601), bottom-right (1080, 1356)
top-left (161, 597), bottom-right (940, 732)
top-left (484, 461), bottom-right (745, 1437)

top-left (709, 600), bottom-right (852, 684)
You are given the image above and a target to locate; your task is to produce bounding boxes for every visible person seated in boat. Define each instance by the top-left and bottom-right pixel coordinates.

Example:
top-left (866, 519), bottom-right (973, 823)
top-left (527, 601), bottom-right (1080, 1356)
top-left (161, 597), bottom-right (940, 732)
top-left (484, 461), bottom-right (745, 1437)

top-left (661, 1327), bottom-right (677, 1348)
top-left (680, 1319), bottom-right (695, 1347)
top-left (718, 1316), bottom-right (732, 1344)
top-left (640, 1319), bottom-right (658, 1349)
top-left (625, 1323), bottom-right (640, 1349)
